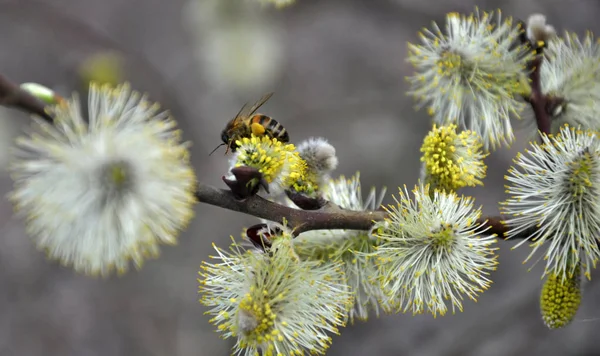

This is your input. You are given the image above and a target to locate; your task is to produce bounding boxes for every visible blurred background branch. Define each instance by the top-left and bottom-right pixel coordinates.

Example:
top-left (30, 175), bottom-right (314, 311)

top-left (0, 74), bottom-right (53, 122)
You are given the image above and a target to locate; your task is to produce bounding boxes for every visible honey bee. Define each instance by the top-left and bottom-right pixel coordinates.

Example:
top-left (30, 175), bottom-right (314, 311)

top-left (210, 92), bottom-right (290, 155)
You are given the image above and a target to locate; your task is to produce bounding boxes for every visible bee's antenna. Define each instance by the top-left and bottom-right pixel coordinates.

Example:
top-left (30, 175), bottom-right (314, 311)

top-left (209, 143), bottom-right (226, 156)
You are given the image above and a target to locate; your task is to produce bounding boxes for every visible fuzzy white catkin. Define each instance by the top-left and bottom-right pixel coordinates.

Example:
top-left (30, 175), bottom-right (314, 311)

top-left (368, 183), bottom-right (498, 317)
top-left (8, 84), bottom-right (197, 277)
top-left (296, 137), bottom-right (338, 173)
top-left (199, 233), bottom-right (352, 355)
top-left (538, 32), bottom-right (600, 135)
top-left (502, 125), bottom-right (600, 281)
top-left (406, 9), bottom-right (534, 151)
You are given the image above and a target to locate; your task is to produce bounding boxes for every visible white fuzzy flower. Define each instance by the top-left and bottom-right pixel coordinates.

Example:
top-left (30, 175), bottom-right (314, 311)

top-left (199, 234), bottom-right (352, 356)
top-left (9, 83), bottom-right (197, 276)
top-left (296, 137), bottom-right (338, 175)
top-left (538, 32), bottom-right (600, 134)
top-left (293, 173), bottom-right (392, 322)
top-left (294, 137), bottom-right (338, 194)
top-left (502, 124), bottom-right (600, 281)
top-left (369, 183), bottom-right (498, 317)
top-left (406, 9), bottom-right (533, 150)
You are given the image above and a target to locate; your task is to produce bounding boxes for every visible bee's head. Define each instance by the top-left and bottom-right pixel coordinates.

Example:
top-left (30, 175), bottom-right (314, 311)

top-left (220, 130), bottom-right (230, 145)
top-left (208, 130), bottom-right (233, 156)
top-left (220, 130), bottom-right (240, 154)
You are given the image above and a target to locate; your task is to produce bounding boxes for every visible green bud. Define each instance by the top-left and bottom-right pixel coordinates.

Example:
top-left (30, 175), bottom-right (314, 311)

top-left (20, 83), bottom-right (61, 105)
top-left (540, 268), bottom-right (582, 329)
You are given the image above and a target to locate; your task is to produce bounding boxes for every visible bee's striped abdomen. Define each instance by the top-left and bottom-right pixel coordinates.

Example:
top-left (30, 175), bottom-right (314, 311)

top-left (250, 114), bottom-right (289, 143)
top-left (272, 125), bottom-right (289, 143)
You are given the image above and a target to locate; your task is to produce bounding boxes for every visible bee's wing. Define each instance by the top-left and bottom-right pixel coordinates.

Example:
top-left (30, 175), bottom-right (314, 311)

top-left (232, 102), bottom-right (251, 122)
top-left (238, 92), bottom-right (274, 119)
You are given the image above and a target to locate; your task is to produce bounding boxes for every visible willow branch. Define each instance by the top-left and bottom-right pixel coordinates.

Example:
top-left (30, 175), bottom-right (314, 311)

top-left (527, 55), bottom-right (552, 135)
top-left (195, 182), bottom-right (385, 236)
top-left (0, 74), bottom-right (53, 123)
top-left (195, 182), bottom-right (532, 239)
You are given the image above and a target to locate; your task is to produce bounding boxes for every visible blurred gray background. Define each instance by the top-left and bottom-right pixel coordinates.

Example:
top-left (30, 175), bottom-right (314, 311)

top-left (0, 0), bottom-right (599, 355)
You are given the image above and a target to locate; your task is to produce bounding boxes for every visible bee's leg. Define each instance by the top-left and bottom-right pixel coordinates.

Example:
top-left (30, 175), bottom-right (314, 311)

top-left (250, 122), bottom-right (266, 136)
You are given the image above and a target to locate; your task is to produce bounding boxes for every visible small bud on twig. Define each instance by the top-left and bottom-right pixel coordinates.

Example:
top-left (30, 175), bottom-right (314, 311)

top-left (0, 74), bottom-right (54, 123)
top-left (245, 223), bottom-right (275, 250)
top-left (19, 83), bottom-right (65, 106)
top-left (222, 166), bottom-right (269, 200)
top-left (285, 189), bottom-right (327, 210)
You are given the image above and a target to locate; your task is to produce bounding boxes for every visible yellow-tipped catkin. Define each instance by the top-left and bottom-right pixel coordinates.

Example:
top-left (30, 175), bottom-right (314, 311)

top-left (420, 124), bottom-right (487, 193)
top-left (406, 8), bottom-right (534, 150)
top-left (234, 135), bottom-right (297, 184)
top-left (284, 155), bottom-right (320, 195)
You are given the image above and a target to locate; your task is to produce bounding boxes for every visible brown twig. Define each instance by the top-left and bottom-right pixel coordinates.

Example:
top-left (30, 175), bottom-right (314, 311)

top-left (527, 55), bottom-right (552, 135)
top-left (195, 182), bottom-right (385, 236)
top-left (478, 217), bottom-right (538, 241)
top-left (0, 74), bottom-right (53, 123)
top-left (195, 181), bottom-right (534, 240)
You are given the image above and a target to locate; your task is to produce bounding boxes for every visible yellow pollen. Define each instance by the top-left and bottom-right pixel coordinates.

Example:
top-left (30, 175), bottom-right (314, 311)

top-left (436, 51), bottom-right (464, 78)
top-left (237, 293), bottom-right (278, 340)
top-left (429, 223), bottom-right (456, 250)
top-left (566, 151), bottom-right (596, 197)
top-left (283, 155), bottom-right (319, 194)
top-left (420, 124), bottom-right (487, 193)
top-left (235, 134), bottom-right (296, 183)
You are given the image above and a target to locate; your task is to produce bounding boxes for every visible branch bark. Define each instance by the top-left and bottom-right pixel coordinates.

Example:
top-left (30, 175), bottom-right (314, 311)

top-left (195, 182), bottom-right (532, 240)
top-left (195, 183), bottom-right (386, 236)
top-left (0, 74), bottom-right (53, 123)
top-left (527, 56), bottom-right (552, 135)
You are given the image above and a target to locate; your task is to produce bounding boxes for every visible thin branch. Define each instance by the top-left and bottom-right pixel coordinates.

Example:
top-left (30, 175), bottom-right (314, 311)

top-left (195, 182), bottom-right (385, 236)
top-left (527, 55), bottom-right (552, 135)
top-left (195, 182), bottom-right (534, 240)
top-left (478, 217), bottom-right (538, 241)
top-left (0, 74), bottom-right (53, 123)
top-left (517, 20), bottom-right (555, 137)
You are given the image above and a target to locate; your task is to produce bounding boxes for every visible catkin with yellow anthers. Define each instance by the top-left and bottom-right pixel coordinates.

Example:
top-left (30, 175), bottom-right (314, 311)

top-left (406, 8), bottom-right (534, 150)
top-left (502, 124), bottom-right (600, 281)
top-left (366, 184), bottom-right (498, 317)
top-left (420, 124), bottom-right (488, 193)
top-left (199, 234), bottom-right (352, 356)
top-left (540, 269), bottom-right (582, 329)
top-left (233, 135), bottom-right (296, 184)
top-left (283, 155), bottom-right (320, 195)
